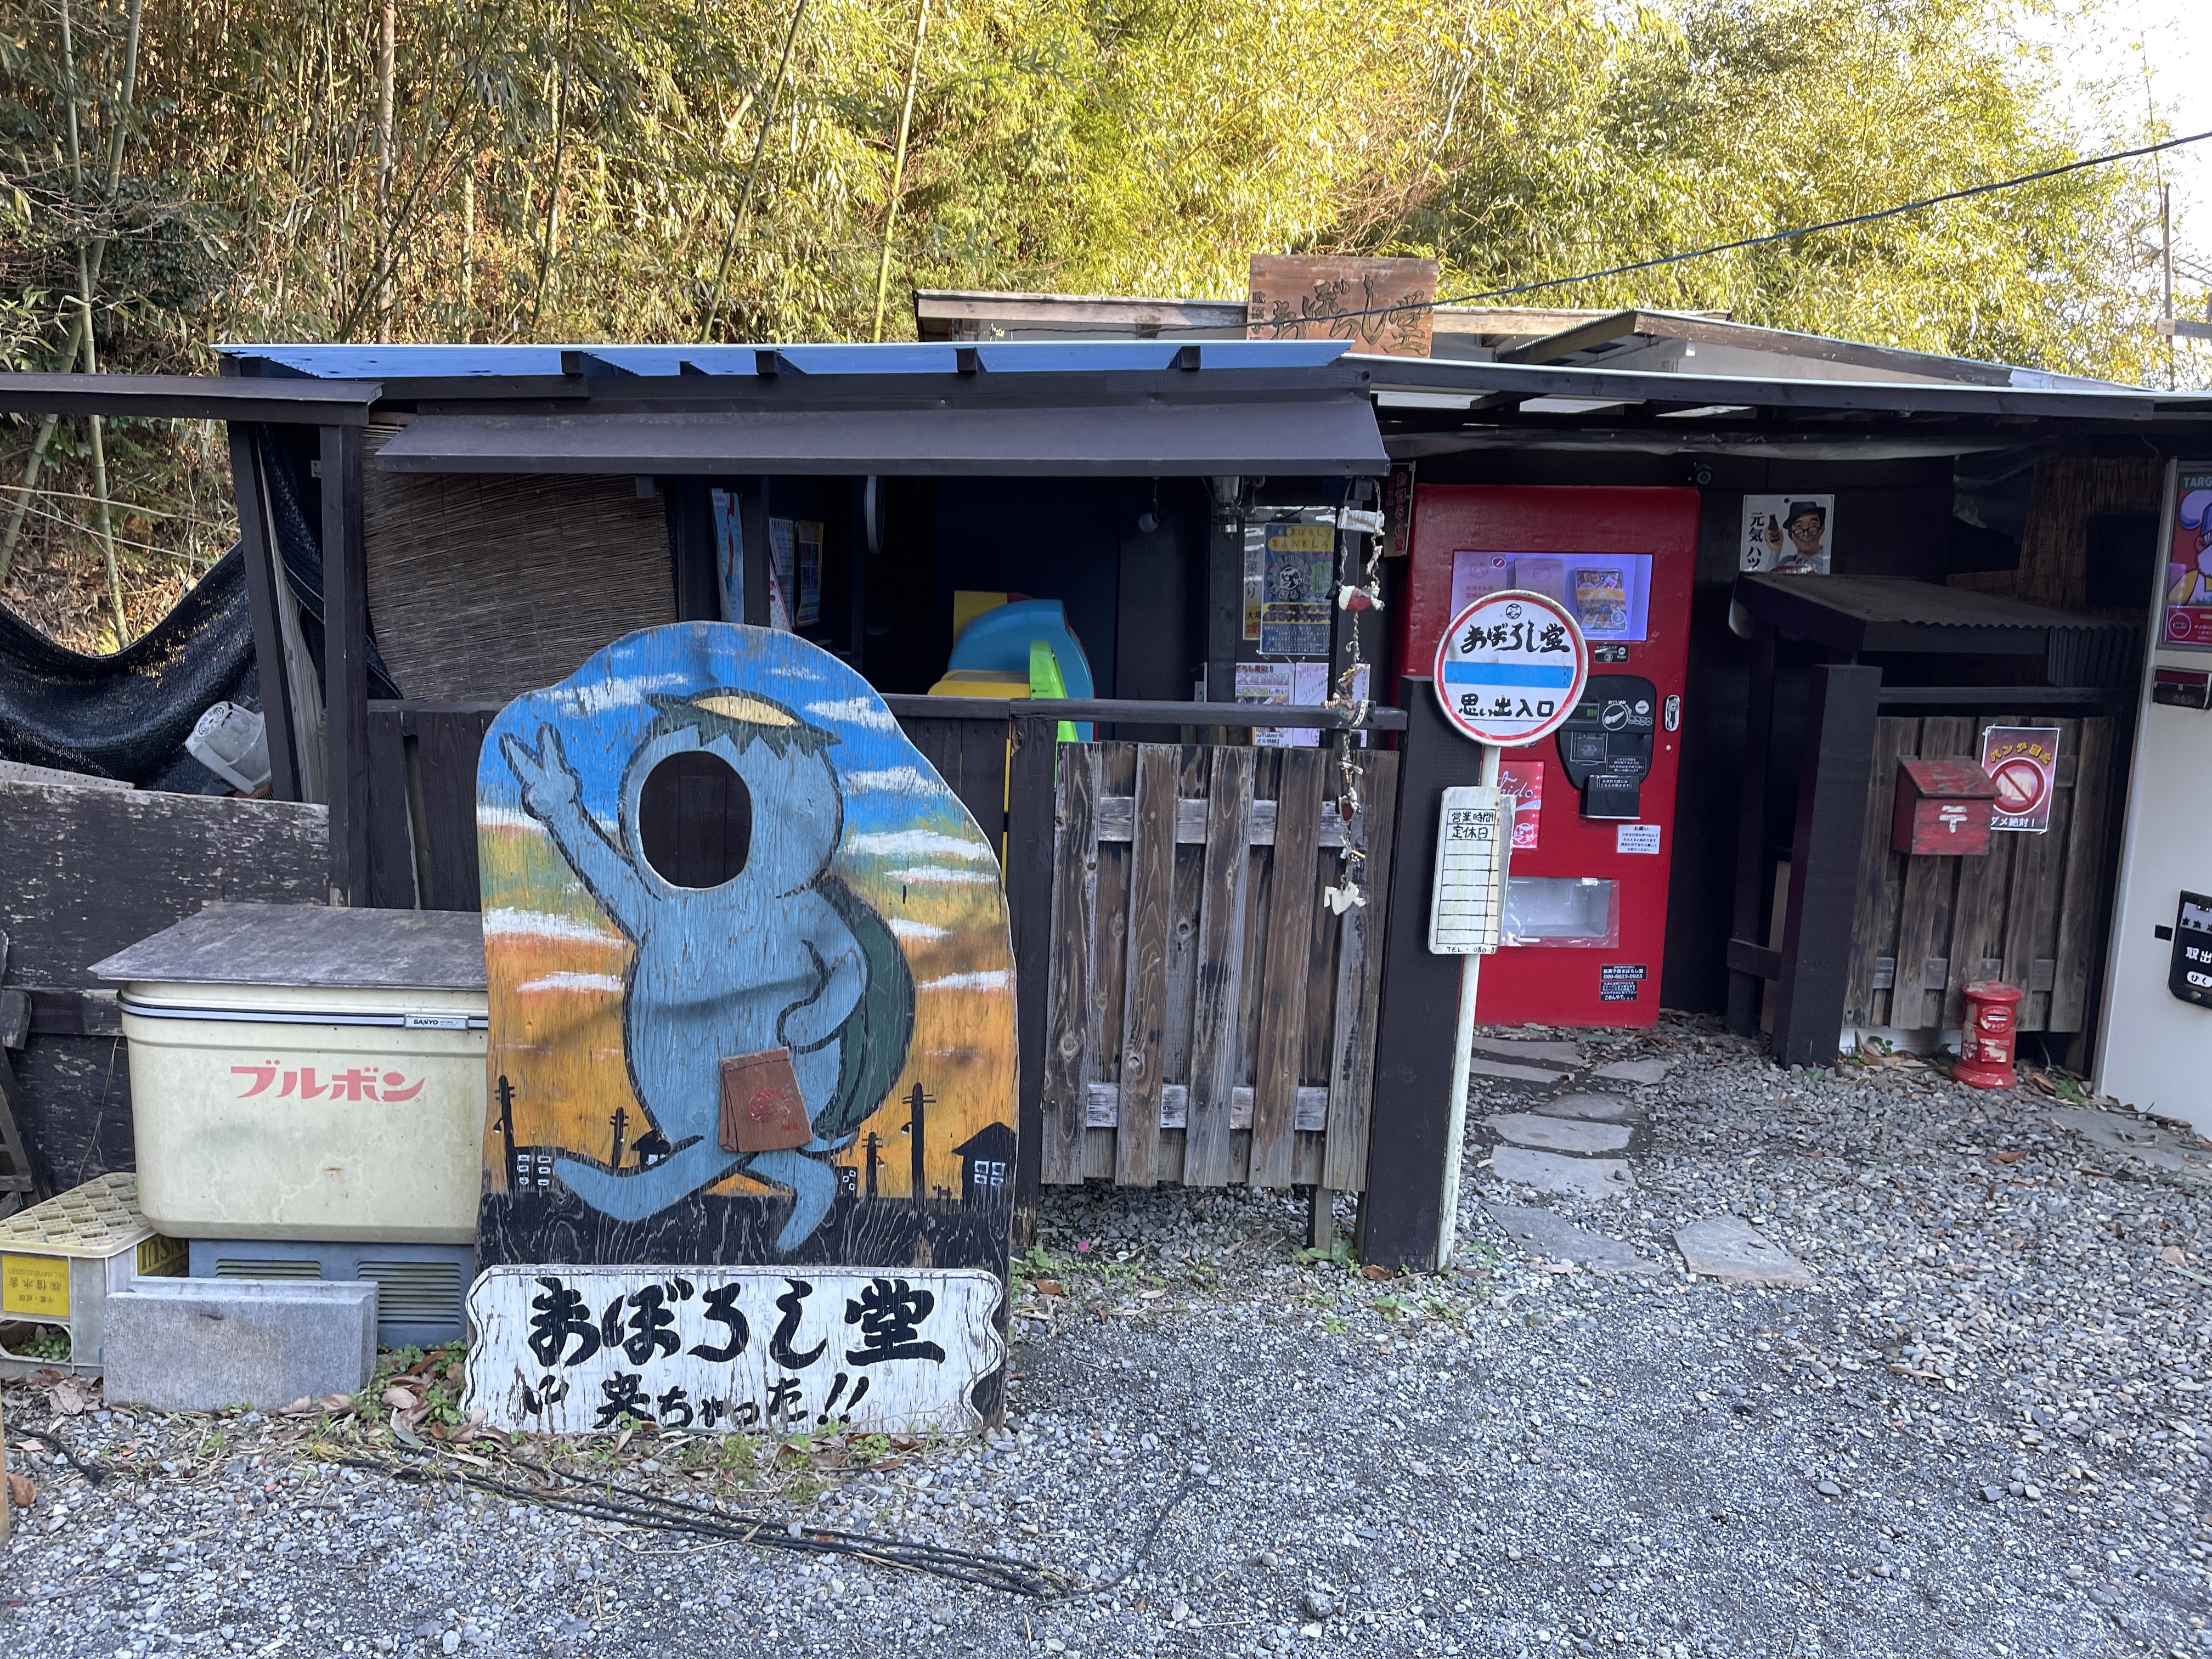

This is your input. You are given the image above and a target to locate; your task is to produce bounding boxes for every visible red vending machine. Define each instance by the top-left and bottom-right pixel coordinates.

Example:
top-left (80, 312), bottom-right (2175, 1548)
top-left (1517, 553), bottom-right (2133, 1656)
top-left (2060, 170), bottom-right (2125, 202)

top-left (1400, 486), bottom-right (1701, 1027)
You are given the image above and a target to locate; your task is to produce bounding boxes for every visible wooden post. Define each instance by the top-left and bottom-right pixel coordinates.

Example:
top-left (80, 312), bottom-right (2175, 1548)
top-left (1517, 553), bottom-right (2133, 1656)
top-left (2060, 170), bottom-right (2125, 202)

top-left (1725, 617), bottom-right (1778, 1036)
top-left (1356, 676), bottom-right (1482, 1272)
top-left (1770, 663), bottom-right (1883, 1067)
top-left (1003, 714), bottom-right (1057, 1248)
top-left (664, 479), bottom-right (719, 622)
top-left (227, 423), bottom-right (301, 802)
top-left (320, 424), bottom-right (370, 905)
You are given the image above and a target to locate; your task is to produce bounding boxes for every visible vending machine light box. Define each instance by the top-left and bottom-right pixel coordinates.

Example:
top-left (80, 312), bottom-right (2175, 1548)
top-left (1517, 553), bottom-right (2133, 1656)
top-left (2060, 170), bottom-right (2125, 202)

top-left (1402, 486), bottom-right (1701, 1028)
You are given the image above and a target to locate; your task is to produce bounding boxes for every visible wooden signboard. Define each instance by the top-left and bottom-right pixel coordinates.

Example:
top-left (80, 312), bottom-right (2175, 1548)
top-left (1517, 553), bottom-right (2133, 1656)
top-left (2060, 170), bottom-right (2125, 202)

top-left (475, 622), bottom-right (1018, 1320)
top-left (1248, 255), bottom-right (1439, 357)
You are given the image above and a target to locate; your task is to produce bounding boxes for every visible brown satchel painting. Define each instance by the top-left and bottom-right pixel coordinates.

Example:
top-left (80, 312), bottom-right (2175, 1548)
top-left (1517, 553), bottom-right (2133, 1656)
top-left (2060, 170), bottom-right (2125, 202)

top-left (719, 1049), bottom-right (813, 1154)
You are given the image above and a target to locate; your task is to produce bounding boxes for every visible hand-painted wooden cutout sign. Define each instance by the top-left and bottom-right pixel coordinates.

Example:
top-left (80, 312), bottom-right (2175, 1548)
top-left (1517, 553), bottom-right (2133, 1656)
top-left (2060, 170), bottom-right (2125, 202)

top-left (477, 622), bottom-right (1018, 1305)
top-left (463, 1263), bottom-right (1006, 1436)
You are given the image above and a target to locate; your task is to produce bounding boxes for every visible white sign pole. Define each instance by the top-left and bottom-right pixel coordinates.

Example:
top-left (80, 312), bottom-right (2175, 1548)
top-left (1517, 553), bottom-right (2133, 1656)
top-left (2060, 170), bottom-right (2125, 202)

top-left (1426, 590), bottom-right (1589, 1272)
top-left (1436, 742), bottom-right (1501, 1269)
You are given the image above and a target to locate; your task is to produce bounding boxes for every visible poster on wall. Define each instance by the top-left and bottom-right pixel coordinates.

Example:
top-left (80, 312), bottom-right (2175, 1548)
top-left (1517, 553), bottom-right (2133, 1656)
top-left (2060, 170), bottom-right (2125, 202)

top-left (2164, 477), bottom-right (2212, 651)
top-left (710, 488), bottom-right (745, 623)
top-left (1740, 495), bottom-right (1835, 574)
top-left (1979, 725), bottom-right (2061, 832)
top-left (1256, 520), bottom-right (1337, 656)
top-left (765, 518), bottom-right (823, 630)
top-left (1235, 662), bottom-right (1365, 749)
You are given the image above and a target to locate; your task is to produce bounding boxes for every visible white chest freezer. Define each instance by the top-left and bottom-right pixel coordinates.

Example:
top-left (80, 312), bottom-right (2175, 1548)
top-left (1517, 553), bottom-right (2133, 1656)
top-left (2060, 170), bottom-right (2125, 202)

top-left (93, 903), bottom-right (487, 1244)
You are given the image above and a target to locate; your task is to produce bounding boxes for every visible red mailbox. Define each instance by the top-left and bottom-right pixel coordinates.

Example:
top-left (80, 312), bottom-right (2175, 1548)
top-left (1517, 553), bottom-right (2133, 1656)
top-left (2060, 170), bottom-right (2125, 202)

top-left (1891, 758), bottom-right (1997, 856)
top-left (1954, 980), bottom-right (2023, 1090)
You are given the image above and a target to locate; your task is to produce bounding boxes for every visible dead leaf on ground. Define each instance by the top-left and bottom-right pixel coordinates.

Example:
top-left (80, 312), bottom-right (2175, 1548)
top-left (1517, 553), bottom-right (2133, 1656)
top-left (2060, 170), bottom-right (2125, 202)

top-left (1988, 1150), bottom-right (2029, 1164)
top-left (2162, 1245), bottom-right (2193, 1266)
top-left (380, 1386), bottom-right (420, 1413)
top-left (317, 1394), bottom-right (355, 1414)
top-left (48, 1378), bottom-right (94, 1417)
top-left (1361, 1264), bottom-right (1391, 1280)
top-left (7, 1470), bottom-right (33, 1508)
top-left (1030, 1279), bottom-right (1063, 1297)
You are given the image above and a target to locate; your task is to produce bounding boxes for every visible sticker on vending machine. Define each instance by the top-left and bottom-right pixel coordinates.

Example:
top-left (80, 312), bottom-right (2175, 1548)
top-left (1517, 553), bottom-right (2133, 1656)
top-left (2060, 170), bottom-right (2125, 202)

top-left (1498, 760), bottom-right (1543, 850)
top-left (1599, 964), bottom-right (1646, 1002)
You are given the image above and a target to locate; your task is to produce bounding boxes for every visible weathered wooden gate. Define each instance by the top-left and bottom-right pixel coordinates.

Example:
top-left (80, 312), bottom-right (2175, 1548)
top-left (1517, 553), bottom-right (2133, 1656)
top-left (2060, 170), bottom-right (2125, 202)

top-left (1036, 741), bottom-right (1400, 1194)
top-left (1841, 713), bottom-right (2120, 1034)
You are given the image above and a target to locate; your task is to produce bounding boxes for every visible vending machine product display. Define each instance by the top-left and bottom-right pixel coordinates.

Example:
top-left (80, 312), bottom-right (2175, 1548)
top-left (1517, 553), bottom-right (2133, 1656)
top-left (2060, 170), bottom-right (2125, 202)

top-left (1401, 486), bottom-right (1701, 1026)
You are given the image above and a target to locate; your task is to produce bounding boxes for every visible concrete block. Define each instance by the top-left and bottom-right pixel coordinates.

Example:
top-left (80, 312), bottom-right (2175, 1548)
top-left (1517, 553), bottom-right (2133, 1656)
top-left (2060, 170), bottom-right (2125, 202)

top-left (101, 1278), bottom-right (377, 1410)
top-left (1592, 1057), bottom-right (1671, 1085)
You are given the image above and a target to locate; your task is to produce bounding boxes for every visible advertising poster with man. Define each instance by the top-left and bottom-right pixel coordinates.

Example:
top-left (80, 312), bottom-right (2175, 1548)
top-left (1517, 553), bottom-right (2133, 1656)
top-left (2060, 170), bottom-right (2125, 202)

top-left (1740, 495), bottom-right (1835, 574)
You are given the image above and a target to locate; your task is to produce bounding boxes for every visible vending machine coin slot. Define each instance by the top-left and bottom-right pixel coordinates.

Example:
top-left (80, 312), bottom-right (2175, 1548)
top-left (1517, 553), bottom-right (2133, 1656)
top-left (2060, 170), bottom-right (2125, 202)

top-left (1554, 674), bottom-right (1658, 821)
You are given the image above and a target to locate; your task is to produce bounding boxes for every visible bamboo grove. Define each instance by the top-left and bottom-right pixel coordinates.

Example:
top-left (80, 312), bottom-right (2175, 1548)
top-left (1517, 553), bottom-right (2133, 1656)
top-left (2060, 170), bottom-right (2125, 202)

top-left (0, 0), bottom-right (2182, 651)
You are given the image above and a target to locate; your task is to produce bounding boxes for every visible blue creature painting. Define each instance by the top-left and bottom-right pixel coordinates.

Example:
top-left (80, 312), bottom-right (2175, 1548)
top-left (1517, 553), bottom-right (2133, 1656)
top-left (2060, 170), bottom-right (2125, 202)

top-left (478, 623), bottom-right (1016, 1269)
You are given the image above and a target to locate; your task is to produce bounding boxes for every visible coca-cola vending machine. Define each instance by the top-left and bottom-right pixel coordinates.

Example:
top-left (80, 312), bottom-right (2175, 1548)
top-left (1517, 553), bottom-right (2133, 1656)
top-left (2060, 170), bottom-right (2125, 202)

top-left (1400, 485), bottom-right (1701, 1027)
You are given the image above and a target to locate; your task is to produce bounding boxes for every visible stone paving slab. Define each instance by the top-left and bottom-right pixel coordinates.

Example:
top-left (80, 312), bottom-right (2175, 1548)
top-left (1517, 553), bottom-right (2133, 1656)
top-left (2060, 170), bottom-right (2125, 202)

top-left (1468, 1035), bottom-right (1585, 1066)
top-left (1484, 1203), bottom-right (1658, 1274)
top-left (1592, 1057), bottom-right (1672, 1085)
top-left (1468, 1058), bottom-right (1573, 1086)
top-left (1674, 1217), bottom-right (1814, 1285)
top-left (1533, 1092), bottom-right (1639, 1124)
top-left (1486, 1113), bottom-right (1632, 1155)
top-left (1491, 1145), bottom-right (1636, 1199)
top-left (2045, 1106), bottom-right (2212, 1182)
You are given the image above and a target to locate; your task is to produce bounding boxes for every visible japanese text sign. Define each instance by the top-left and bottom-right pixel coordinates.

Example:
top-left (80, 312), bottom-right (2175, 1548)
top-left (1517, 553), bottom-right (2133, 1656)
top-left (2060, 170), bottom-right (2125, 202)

top-left (465, 1263), bottom-right (1005, 1436)
top-left (1978, 725), bottom-right (2061, 833)
top-left (1431, 590), bottom-right (1590, 747)
top-left (1428, 786), bottom-right (1510, 956)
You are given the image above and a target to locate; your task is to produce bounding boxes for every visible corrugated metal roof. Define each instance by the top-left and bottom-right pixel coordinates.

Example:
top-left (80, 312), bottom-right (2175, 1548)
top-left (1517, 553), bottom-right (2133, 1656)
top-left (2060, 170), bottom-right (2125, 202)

top-left (217, 338), bottom-right (1352, 380)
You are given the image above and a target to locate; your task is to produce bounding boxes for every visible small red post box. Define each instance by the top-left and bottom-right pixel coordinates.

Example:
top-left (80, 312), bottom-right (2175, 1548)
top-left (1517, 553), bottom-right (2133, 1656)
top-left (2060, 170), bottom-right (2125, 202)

top-left (1954, 980), bottom-right (2023, 1089)
top-left (1891, 758), bottom-right (1998, 856)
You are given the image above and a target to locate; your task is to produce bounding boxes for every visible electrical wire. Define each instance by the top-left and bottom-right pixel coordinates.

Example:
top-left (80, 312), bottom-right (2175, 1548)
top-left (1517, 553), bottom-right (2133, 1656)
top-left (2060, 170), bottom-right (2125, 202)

top-left (1176, 126), bottom-right (2212, 334)
top-left (335, 1447), bottom-right (1201, 1602)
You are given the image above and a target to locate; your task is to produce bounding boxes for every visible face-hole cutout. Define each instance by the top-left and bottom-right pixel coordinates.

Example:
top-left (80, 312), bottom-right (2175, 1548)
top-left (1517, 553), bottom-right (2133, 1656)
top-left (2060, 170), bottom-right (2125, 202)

top-left (638, 749), bottom-right (752, 889)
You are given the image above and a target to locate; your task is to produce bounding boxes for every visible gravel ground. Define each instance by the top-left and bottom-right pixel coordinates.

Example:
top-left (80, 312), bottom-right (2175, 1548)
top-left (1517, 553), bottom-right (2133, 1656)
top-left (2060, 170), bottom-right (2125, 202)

top-left (7, 1017), bottom-right (2212, 1659)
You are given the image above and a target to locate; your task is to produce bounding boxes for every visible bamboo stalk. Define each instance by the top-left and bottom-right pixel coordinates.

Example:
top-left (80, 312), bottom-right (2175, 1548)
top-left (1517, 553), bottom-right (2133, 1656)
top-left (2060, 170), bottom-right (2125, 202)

top-left (74, 281), bottom-right (127, 648)
top-left (462, 166), bottom-right (475, 321)
top-left (695, 0), bottom-right (811, 344)
top-left (527, 0), bottom-right (577, 335)
top-left (871, 0), bottom-right (930, 344)
top-left (376, 0), bottom-right (397, 339)
top-left (0, 0), bottom-right (136, 585)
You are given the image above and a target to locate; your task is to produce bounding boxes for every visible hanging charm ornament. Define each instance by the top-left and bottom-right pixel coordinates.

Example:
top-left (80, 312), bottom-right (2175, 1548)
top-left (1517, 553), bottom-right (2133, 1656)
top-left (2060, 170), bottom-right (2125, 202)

top-left (1323, 490), bottom-right (1387, 916)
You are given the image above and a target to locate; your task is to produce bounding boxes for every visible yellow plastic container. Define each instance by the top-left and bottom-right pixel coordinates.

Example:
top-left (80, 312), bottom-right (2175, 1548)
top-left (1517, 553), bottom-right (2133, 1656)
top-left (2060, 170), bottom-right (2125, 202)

top-left (0, 1173), bottom-right (183, 1378)
top-left (94, 904), bottom-right (487, 1245)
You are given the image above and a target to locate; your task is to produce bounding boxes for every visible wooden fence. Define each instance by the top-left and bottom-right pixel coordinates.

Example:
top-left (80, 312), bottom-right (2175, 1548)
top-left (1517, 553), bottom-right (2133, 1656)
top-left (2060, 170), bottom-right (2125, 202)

top-left (1841, 714), bottom-right (2119, 1032)
top-left (1038, 741), bottom-right (1400, 1194)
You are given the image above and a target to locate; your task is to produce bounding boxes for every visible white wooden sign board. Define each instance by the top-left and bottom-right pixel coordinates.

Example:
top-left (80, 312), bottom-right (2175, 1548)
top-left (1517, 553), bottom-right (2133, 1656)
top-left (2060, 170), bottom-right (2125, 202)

top-left (1429, 786), bottom-right (1510, 955)
top-left (465, 1264), bottom-right (1004, 1436)
top-left (1431, 590), bottom-right (1589, 748)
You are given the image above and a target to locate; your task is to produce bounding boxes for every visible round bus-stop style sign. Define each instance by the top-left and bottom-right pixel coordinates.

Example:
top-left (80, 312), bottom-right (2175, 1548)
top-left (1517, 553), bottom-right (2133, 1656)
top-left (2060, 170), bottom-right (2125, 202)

top-left (1432, 590), bottom-right (1590, 747)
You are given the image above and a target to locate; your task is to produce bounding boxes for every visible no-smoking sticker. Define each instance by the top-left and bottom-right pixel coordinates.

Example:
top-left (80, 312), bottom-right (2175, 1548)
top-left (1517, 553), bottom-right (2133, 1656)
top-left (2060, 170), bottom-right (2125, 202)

top-left (1432, 590), bottom-right (1590, 747)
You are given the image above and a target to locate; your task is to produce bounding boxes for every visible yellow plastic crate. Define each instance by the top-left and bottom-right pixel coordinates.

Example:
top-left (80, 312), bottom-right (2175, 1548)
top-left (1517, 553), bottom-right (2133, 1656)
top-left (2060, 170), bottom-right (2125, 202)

top-left (0, 1173), bottom-right (184, 1378)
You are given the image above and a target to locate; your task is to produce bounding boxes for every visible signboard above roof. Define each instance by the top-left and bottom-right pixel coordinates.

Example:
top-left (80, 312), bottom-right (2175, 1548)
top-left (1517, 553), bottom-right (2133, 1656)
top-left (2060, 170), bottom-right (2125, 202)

top-left (1248, 256), bottom-right (1440, 358)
